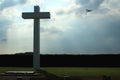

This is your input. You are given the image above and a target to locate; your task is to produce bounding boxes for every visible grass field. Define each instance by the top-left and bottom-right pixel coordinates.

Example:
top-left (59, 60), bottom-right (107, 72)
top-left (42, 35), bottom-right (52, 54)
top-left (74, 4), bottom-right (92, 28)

top-left (0, 67), bottom-right (120, 77)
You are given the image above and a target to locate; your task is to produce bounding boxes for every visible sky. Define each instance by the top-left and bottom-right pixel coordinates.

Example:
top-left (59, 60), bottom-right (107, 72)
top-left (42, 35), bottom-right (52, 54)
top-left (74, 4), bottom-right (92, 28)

top-left (0, 0), bottom-right (120, 54)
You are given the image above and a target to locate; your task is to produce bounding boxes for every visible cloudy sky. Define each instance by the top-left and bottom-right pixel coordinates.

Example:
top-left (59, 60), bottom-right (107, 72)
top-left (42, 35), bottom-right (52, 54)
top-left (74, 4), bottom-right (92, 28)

top-left (0, 0), bottom-right (120, 54)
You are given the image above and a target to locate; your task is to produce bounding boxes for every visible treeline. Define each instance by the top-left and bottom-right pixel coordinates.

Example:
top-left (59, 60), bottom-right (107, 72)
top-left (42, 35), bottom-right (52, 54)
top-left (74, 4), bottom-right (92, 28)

top-left (0, 52), bottom-right (120, 67)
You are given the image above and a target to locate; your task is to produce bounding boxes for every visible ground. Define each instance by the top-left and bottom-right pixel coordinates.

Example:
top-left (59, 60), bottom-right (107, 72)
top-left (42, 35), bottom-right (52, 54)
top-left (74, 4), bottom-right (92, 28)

top-left (0, 67), bottom-right (120, 80)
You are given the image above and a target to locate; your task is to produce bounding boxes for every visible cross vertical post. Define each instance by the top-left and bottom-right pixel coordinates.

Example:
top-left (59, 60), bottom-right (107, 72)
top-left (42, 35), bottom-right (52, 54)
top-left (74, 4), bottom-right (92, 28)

top-left (22, 6), bottom-right (50, 71)
top-left (34, 6), bottom-right (40, 71)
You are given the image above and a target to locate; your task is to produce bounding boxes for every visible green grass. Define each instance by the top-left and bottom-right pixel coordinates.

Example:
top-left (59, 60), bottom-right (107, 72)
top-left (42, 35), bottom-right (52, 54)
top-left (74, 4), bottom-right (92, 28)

top-left (0, 67), bottom-right (34, 72)
top-left (42, 67), bottom-right (120, 77)
top-left (0, 67), bottom-right (120, 77)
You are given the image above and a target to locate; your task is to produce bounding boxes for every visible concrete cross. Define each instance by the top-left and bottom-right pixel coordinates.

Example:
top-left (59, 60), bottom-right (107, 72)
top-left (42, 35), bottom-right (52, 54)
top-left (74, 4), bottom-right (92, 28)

top-left (22, 6), bottom-right (50, 71)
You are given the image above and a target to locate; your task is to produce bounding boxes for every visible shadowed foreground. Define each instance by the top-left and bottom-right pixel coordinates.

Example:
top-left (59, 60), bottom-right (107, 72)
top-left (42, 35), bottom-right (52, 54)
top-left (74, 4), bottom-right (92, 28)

top-left (0, 73), bottom-right (120, 80)
top-left (0, 67), bottom-right (120, 80)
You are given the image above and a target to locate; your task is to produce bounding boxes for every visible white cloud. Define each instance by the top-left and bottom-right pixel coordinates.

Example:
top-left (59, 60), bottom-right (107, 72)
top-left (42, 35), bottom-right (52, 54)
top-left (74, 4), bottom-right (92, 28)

top-left (0, 0), bottom-right (27, 11)
top-left (25, 0), bottom-right (44, 5)
top-left (7, 21), bottom-right (33, 53)
top-left (1, 7), bottom-right (20, 19)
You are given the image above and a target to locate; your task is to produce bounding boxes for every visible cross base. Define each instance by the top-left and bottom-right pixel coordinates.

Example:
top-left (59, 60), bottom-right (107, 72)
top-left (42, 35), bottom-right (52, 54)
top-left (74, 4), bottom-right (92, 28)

top-left (5, 69), bottom-right (58, 78)
top-left (34, 69), bottom-right (58, 78)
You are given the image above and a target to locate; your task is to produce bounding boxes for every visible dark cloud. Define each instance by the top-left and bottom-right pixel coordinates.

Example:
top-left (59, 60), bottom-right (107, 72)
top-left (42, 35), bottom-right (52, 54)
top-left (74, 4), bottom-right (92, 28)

top-left (75, 0), bottom-right (90, 5)
top-left (46, 12), bottom-right (120, 54)
top-left (48, 28), bottom-right (62, 34)
top-left (56, 0), bottom-right (104, 16)
top-left (0, 16), bottom-right (12, 42)
top-left (74, 0), bottom-right (104, 15)
top-left (56, 10), bottom-right (65, 15)
top-left (0, 38), bottom-right (7, 42)
top-left (40, 27), bottom-right (62, 34)
top-left (60, 14), bottom-right (120, 53)
top-left (19, 0), bottom-right (27, 4)
top-left (75, 0), bottom-right (104, 9)
top-left (0, 0), bottom-right (27, 11)
top-left (40, 27), bottom-right (45, 32)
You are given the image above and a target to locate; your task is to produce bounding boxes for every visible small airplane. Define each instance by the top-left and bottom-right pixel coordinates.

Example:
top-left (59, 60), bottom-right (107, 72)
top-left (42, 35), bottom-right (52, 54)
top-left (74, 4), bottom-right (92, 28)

top-left (86, 9), bottom-right (92, 12)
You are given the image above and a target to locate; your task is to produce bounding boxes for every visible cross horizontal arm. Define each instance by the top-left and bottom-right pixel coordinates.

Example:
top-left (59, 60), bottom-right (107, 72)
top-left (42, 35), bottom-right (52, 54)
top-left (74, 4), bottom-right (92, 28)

top-left (22, 12), bottom-right (50, 19)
